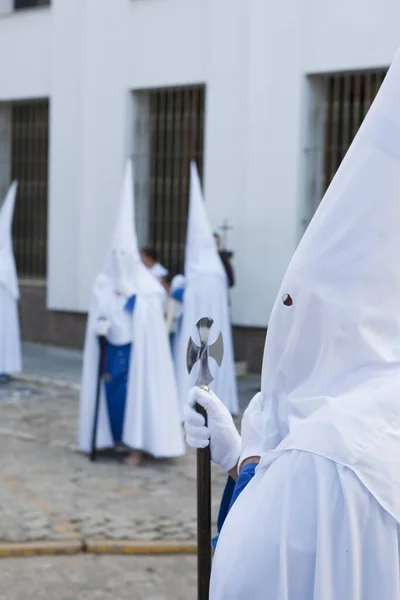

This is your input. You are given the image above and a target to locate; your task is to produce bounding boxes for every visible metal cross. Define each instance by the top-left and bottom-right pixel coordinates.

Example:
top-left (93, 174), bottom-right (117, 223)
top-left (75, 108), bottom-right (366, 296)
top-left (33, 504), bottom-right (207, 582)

top-left (186, 317), bottom-right (224, 388)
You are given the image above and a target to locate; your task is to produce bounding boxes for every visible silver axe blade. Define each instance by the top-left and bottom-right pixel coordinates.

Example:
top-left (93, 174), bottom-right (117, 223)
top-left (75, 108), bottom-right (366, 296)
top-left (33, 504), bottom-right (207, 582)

top-left (186, 317), bottom-right (224, 388)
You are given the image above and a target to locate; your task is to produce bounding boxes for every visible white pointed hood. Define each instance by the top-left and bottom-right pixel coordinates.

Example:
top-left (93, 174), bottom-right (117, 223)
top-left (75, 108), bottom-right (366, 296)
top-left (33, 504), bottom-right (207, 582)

top-left (0, 182), bottom-right (19, 299)
top-left (258, 49), bottom-right (400, 522)
top-left (99, 160), bottom-right (163, 298)
top-left (79, 159), bottom-right (184, 458)
top-left (185, 162), bottom-right (226, 281)
top-left (175, 162), bottom-right (239, 416)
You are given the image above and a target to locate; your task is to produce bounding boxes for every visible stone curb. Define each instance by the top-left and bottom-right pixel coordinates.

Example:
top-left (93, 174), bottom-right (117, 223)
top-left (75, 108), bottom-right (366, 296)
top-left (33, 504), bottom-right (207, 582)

top-left (0, 540), bottom-right (82, 558)
top-left (0, 540), bottom-right (197, 559)
top-left (85, 540), bottom-right (197, 555)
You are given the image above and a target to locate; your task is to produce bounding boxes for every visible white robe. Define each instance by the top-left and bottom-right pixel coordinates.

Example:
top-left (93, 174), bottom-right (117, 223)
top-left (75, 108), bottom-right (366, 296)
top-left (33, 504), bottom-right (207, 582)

top-left (211, 451), bottom-right (400, 600)
top-left (150, 262), bottom-right (168, 280)
top-left (0, 182), bottom-right (21, 375)
top-left (0, 284), bottom-right (21, 375)
top-left (78, 278), bottom-right (185, 458)
top-left (78, 160), bottom-right (184, 458)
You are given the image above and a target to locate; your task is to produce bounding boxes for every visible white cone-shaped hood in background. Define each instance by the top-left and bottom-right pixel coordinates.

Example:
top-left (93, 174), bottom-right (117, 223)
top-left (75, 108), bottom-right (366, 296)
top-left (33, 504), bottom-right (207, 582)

top-left (175, 162), bottom-right (239, 416)
top-left (79, 160), bottom-right (184, 457)
top-left (0, 182), bottom-right (19, 300)
top-left (100, 160), bottom-right (163, 298)
top-left (185, 162), bottom-right (226, 281)
top-left (258, 48), bottom-right (400, 523)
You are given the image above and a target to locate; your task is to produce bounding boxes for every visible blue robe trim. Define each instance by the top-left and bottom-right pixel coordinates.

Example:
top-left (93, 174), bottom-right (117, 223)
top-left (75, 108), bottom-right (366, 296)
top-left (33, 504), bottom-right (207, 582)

top-left (124, 294), bottom-right (137, 314)
top-left (171, 287), bottom-right (184, 303)
top-left (101, 294), bottom-right (136, 443)
top-left (212, 462), bottom-right (258, 549)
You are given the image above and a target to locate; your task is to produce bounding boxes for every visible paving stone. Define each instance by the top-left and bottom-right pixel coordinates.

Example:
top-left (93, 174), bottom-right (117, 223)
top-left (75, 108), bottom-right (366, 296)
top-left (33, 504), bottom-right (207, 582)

top-left (0, 379), bottom-right (253, 544)
top-left (0, 555), bottom-right (196, 600)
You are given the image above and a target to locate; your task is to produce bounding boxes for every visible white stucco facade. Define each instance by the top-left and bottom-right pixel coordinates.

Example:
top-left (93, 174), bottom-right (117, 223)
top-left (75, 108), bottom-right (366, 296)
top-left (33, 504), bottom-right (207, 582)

top-left (0, 0), bottom-right (399, 329)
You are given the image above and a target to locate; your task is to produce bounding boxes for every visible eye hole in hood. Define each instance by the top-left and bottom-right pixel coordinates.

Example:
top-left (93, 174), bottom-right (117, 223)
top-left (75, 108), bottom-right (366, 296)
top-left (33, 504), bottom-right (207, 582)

top-left (282, 294), bottom-right (293, 307)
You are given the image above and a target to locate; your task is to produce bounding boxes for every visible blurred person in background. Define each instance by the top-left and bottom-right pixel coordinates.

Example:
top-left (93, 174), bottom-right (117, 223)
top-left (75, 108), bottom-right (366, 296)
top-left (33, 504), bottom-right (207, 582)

top-left (79, 162), bottom-right (184, 465)
top-left (214, 233), bottom-right (235, 289)
top-left (163, 274), bottom-right (186, 355)
top-left (140, 247), bottom-right (168, 281)
top-left (0, 182), bottom-right (21, 384)
top-left (175, 162), bottom-right (238, 417)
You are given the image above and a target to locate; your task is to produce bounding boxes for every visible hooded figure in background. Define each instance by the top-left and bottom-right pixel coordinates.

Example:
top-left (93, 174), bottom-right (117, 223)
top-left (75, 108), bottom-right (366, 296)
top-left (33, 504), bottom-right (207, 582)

top-left (79, 161), bottom-right (185, 465)
top-left (0, 182), bottom-right (22, 382)
top-left (175, 163), bottom-right (238, 416)
top-left (140, 247), bottom-right (169, 281)
top-left (184, 48), bottom-right (400, 599)
top-left (164, 274), bottom-right (186, 355)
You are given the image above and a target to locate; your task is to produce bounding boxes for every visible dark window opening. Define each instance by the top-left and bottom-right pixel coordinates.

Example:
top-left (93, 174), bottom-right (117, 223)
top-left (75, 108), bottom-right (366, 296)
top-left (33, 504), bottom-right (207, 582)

top-left (11, 100), bottom-right (49, 278)
top-left (133, 85), bottom-right (205, 274)
top-left (14, 0), bottom-right (50, 10)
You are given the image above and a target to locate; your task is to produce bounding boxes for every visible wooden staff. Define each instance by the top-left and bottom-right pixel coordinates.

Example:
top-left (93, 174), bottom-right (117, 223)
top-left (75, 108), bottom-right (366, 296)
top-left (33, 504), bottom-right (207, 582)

top-left (90, 335), bottom-right (106, 462)
top-left (187, 317), bottom-right (224, 600)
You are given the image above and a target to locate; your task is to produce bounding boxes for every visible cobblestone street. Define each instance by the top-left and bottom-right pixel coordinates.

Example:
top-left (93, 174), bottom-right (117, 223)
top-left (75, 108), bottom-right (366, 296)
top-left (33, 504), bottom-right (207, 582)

top-left (0, 554), bottom-right (197, 600)
top-left (0, 373), bottom-right (258, 598)
top-left (0, 377), bottom-right (257, 544)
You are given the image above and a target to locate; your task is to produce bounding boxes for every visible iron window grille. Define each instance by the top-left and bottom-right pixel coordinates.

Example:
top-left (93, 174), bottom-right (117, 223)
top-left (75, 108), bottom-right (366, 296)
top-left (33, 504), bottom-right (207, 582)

top-left (14, 0), bottom-right (50, 9)
top-left (133, 85), bottom-right (205, 275)
top-left (0, 99), bottom-right (49, 279)
top-left (304, 69), bottom-right (387, 228)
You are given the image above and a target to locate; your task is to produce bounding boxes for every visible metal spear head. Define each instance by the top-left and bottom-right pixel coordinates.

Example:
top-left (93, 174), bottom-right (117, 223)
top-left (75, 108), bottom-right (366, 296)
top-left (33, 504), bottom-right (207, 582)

top-left (186, 317), bottom-right (224, 388)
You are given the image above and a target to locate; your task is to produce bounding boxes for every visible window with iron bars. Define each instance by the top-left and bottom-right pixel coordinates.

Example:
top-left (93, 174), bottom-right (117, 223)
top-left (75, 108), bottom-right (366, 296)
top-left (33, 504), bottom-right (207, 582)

top-left (133, 85), bottom-right (205, 275)
top-left (14, 0), bottom-right (50, 9)
top-left (0, 100), bottom-right (49, 279)
top-left (304, 69), bottom-right (387, 228)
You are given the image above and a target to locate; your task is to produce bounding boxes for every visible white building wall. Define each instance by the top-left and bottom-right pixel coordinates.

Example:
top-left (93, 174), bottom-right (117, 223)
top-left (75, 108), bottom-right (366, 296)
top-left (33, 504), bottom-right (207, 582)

top-left (0, 8), bottom-right (51, 100)
top-left (303, 0), bottom-right (400, 73)
top-left (48, 0), bottom-right (208, 311)
top-left (1, 0), bottom-right (400, 327)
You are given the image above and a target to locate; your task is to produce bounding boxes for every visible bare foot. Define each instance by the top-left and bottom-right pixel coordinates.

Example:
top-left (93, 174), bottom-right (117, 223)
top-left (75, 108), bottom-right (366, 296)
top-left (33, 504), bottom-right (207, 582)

top-left (124, 450), bottom-right (143, 466)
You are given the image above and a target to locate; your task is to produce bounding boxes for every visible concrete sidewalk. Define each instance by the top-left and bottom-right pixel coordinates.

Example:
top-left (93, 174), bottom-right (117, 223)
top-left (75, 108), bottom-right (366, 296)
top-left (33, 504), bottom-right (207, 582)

top-left (22, 343), bottom-right (83, 385)
top-left (21, 342), bottom-right (260, 410)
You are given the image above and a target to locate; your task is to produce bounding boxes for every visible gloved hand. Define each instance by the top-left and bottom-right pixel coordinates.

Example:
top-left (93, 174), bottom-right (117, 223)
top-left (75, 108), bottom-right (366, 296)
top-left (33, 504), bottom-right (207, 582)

top-left (184, 387), bottom-right (241, 473)
top-left (238, 392), bottom-right (265, 471)
top-left (94, 316), bottom-right (110, 337)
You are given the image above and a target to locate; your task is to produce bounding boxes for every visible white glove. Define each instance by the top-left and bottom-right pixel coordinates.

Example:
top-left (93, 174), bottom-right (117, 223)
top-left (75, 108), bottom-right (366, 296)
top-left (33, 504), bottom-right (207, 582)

top-left (238, 392), bottom-right (265, 471)
top-left (94, 316), bottom-right (110, 337)
top-left (184, 387), bottom-right (241, 473)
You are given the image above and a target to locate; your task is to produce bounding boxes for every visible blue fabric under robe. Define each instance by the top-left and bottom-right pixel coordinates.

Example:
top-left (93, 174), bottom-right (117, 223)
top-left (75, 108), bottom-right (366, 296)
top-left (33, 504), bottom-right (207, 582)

top-left (172, 287), bottom-right (185, 304)
top-left (101, 295), bottom-right (136, 444)
top-left (213, 462), bottom-right (258, 549)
